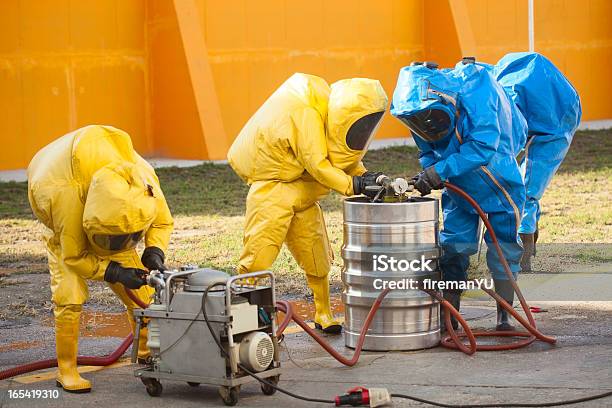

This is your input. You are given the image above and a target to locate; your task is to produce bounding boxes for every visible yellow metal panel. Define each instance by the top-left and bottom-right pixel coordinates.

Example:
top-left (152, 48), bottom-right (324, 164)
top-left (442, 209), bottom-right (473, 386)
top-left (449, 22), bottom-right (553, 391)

top-left (116, 0), bottom-right (147, 50)
top-left (393, 0), bottom-right (424, 48)
top-left (174, 0), bottom-right (229, 160)
top-left (358, 0), bottom-right (394, 47)
top-left (209, 60), bottom-right (250, 141)
top-left (1, 0), bottom-right (611, 170)
top-left (534, 0), bottom-right (612, 120)
top-left (424, 0), bottom-right (462, 67)
top-left (448, 0), bottom-right (477, 57)
top-left (247, 57), bottom-right (289, 110)
top-left (0, 1), bottom-right (20, 53)
top-left (20, 0), bottom-right (71, 52)
top-left (73, 59), bottom-right (148, 152)
top-left (0, 0), bottom-right (150, 170)
top-left (70, 1), bottom-right (118, 50)
top-left (204, 1), bottom-right (247, 50)
top-left (21, 63), bottom-right (71, 156)
top-left (244, 0), bottom-right (287, 49)
top-left (322, 1), bottom-right (361, 48)
top-left (147, 0), bottom-right (207, 160)
top-left (286, 0), bottom-right (325, 50)
top-left (0, 60), bottom-right (24, 169)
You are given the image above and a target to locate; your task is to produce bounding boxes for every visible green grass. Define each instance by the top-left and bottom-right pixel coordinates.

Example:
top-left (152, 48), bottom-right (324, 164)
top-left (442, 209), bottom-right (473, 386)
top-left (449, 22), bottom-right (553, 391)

top-left (0, 130), bottom-right (610, 295)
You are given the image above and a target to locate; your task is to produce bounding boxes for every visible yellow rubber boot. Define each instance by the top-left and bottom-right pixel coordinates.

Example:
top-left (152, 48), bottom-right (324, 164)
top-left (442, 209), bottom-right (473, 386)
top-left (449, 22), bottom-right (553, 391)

top-left (305, 275), bottom-right (342, 334)
top-left (54, 305), bottom-right (91, 393)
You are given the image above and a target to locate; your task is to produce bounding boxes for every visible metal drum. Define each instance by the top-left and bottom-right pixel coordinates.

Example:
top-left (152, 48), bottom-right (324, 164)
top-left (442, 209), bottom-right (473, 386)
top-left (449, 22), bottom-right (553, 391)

top-left (342, 196), bottom-right (441, 351)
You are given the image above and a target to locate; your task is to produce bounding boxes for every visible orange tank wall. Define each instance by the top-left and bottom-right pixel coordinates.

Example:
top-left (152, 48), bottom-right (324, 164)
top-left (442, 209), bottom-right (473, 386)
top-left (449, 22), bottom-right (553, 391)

top-left (200, 0), bottom-right (426, 147)
top-left (426, 0), bottom-right (611, 121)
top-left (534, 0), bottom-right (612, 120)
top-left (0, 0), bottom-right (150, 170)
top-left (0, 0), bottom-right (611, 170)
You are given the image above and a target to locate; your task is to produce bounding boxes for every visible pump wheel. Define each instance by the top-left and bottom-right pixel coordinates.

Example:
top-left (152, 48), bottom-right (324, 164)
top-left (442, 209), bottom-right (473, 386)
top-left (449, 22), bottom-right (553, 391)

top-left (141, 378), bottom-right (162, 397)
top-left (187, 382), bottom-right (200, 387)
top-left (219, 386), bottom-right (240, 406)
top-left (261, 375), bottom-right (280, 395)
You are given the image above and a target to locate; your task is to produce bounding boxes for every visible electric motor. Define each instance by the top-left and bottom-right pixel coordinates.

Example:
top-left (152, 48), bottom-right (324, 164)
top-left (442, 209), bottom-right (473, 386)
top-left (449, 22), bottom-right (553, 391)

top-left (239, 332), bottom-right (274, 372)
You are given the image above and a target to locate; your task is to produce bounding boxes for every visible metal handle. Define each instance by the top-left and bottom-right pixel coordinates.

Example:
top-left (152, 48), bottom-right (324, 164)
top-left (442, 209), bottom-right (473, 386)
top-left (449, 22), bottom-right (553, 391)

top-left (131, 315), bottom-right (141, 363)
top-left (164, 270), bottom-right (200, 312)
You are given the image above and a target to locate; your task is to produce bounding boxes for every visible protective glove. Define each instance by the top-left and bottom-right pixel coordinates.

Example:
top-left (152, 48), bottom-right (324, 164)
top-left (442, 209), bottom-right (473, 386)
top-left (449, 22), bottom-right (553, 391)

top-left (141, 246), bottom-right (167, 271)
top-left (104, 261), bottom-right (147, 289)
top-left (412, 166), bottom-right (443, 196)
top-left (353, 171), bottom-right (385, 197)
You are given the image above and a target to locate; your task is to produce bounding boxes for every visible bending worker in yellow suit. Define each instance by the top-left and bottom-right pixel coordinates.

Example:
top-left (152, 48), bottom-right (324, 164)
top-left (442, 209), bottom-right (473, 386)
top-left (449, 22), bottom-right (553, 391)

top-left (228, 73), bottom-right (388, 333)
top-left (27, 125), bottom-right (173, 393)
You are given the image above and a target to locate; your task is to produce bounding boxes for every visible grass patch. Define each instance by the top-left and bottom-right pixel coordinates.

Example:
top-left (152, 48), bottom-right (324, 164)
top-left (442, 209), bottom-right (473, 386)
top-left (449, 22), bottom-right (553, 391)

top-left (0, 130), bottom-right (610, 296)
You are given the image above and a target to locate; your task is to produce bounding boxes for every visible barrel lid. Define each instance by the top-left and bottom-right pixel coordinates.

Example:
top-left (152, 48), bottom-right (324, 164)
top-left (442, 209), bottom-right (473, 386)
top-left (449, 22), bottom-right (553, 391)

top-left (343, 196), bottom-right (439, 223)
top-left (184, 269), bottom-right (229, 292)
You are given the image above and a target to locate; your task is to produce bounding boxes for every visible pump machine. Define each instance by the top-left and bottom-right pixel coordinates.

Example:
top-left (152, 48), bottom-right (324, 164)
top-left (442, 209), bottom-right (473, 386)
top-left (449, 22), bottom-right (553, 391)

top-left (132, 268), bottom-right (281, 406)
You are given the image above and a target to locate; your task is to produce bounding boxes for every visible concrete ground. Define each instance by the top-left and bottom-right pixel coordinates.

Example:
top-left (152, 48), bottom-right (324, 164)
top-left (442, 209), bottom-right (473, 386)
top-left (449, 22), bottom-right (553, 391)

top-left (1, 299), bottom-right (611, 408)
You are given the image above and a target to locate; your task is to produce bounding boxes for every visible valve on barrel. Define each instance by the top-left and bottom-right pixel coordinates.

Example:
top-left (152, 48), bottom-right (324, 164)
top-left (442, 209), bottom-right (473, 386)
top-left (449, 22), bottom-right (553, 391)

top-left (364, 175), bottom-right (413, 202)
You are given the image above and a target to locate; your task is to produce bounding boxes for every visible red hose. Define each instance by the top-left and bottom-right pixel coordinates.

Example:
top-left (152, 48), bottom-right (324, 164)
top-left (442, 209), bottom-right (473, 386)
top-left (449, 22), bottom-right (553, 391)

top-left (0, 288), bottom-right (148, 381)
top-left (440, 182), bottom-right (556, 351)
top-left (275, 290), bottom-right (391, 366)
top-left (274, 183), bottom-right (555, 362)
top-left (3, 184), bottom-right (554, 379)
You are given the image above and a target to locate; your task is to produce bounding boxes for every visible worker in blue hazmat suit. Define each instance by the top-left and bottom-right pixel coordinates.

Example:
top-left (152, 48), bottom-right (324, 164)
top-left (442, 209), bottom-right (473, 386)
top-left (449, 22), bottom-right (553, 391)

top-left (458, 57), bottom-right (528, 155)
top-left (28, 125), bottom-right (174, 393)
top-left (228, 73), bottom-right (388, 333)
top-left (390, 61), bottom-right (526, 331)
top-left (492, 52), bottom-right (581, 271)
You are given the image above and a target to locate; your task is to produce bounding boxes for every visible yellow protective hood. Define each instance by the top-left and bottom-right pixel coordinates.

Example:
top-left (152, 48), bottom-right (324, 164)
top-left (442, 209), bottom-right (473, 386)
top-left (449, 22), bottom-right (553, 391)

top-left (82, 162), bottom-right (158, 251)
top-left (281, 73), bottom-right (330, 121)
top-left (326, 78), bottom-right (388, 171)
top-left (72, 125), bottom-right (137, 186)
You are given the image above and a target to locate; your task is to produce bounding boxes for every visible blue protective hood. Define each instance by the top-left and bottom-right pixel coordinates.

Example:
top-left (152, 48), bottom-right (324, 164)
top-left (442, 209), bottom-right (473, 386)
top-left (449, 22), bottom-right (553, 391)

top-left (391, 62), bottom-right (519, 155)
top-left (493, 52), bottom-right (581, 139)
top-left (391, 65), bottom-right (459, 143)
top-left (390, 61), bottom-right (525, 216)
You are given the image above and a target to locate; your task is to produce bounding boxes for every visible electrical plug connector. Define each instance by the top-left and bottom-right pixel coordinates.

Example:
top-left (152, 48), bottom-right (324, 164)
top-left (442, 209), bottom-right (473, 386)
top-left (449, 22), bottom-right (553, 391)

top-left (335, 387), bottom-right (391, 407)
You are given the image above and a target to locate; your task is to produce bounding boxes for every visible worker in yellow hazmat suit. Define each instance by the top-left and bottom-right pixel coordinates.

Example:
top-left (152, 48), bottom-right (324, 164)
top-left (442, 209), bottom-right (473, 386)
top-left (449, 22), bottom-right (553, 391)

top-left (27, 125), bottom-right (173, 393)
top-left (228, 73), bottom-right (388, 333)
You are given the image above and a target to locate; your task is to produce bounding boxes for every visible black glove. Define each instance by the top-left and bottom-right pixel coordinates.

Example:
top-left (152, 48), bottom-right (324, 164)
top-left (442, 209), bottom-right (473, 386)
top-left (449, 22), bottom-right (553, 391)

top-left (104, 261), bottom-right (147, 289)
top-left (353, 171), bottom-right (385, 196)
top-left (411, 166), bottom-right (443, 196)
top-left (141, 246), bottom-right (167, 271)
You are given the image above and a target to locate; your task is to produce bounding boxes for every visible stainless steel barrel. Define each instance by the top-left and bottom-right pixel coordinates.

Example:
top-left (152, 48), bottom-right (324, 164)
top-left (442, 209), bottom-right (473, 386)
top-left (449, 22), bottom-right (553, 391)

top-left (342, 197), bottom-right (441, 351)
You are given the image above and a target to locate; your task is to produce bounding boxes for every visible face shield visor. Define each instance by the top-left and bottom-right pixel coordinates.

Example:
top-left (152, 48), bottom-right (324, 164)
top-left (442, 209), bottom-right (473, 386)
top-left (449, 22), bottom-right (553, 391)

top-left (400, 108), bottom-right (452, 142)
top-left (91, 231), bottom-right (144, 252)
top-left (346, 111), bottom-right (385, 150)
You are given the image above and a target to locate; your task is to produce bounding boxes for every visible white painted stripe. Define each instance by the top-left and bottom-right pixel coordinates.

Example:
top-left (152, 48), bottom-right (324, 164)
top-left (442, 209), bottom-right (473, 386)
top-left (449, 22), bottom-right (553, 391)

top-left (369, 137), bottom-right (416, 149)
top-left (528, 0), bottom-right (535, 52)
top-left (1, 124), bottom-right (609, 183)
top-left (578, 119), bottom-right (612, 130)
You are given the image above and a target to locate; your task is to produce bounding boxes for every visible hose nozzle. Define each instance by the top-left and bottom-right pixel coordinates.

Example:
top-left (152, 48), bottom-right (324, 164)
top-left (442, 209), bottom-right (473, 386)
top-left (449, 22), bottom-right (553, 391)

top-left (376, 175), bottom-right (411, 195)
top-left (147, 270), bottom-right (166, 290)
